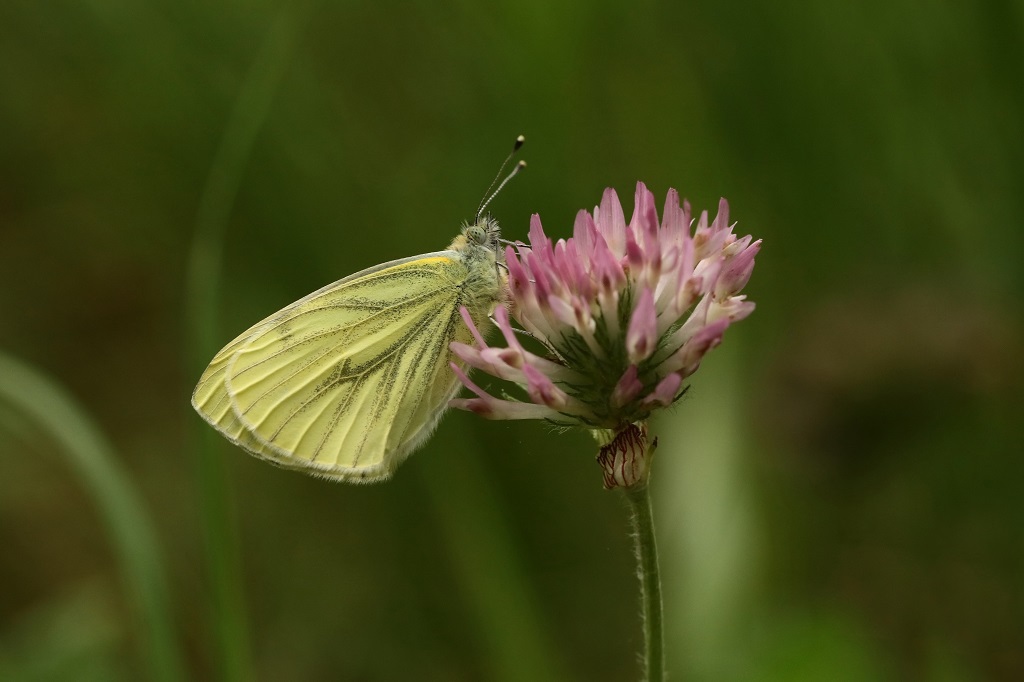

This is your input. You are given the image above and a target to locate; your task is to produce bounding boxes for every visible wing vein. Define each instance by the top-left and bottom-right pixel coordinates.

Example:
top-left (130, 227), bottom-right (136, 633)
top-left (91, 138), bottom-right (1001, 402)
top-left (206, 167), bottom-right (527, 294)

top-left (231, 286), bottom-right (452, 380)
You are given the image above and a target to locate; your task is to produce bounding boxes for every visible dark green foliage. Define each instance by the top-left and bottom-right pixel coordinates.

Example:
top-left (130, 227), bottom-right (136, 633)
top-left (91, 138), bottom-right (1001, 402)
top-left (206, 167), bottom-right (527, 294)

top-left (0, 0), bottom-right (1021, 679)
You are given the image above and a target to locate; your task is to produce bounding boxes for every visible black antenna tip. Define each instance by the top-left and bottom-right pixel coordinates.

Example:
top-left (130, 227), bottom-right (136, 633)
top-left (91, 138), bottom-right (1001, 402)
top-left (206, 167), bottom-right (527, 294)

top-left (474, 136), bottom-right (528, 221)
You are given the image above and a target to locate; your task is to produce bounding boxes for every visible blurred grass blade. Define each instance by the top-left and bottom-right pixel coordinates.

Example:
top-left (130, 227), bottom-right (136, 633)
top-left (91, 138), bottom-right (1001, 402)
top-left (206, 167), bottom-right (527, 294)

top-left (655, 343), bottom-right (757, 680)
top-left (0, 351), bottom-right (185, 682)
top-left (420, 442), bottom-right (571, 682)
top-left (184, 5), bottom-right (308, 681)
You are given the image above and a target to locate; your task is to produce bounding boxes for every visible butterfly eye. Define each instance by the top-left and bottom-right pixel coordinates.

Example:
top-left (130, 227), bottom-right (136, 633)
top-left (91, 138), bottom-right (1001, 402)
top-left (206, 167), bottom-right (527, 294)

top-left (466, 224), bottom-right (487, 244)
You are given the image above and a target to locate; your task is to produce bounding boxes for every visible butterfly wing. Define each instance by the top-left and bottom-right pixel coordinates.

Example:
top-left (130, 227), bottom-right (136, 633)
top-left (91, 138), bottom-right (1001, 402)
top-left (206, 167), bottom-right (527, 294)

top-left (192, 252), bottom-right (478, 482)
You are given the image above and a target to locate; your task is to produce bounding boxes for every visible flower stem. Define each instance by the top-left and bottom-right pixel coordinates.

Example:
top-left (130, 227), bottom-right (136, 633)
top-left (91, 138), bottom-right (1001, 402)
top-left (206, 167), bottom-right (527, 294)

top-left (624, 481), bottom-right (664, 682)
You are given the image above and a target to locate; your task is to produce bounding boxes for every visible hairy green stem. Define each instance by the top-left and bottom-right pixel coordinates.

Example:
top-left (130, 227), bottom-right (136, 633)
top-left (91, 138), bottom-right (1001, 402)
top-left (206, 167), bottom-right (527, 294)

top-left (624, 482), bottom-right (664, 682)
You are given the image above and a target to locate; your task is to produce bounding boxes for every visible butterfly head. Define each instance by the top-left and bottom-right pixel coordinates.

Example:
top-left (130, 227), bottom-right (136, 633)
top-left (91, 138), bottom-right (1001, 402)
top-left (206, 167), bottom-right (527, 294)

top-left (463, 216), bottom-right (501, 248)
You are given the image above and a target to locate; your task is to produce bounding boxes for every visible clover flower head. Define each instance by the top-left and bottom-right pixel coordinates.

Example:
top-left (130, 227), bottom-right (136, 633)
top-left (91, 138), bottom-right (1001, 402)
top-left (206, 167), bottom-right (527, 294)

top-left (450, 182), bottom-right (760, 457)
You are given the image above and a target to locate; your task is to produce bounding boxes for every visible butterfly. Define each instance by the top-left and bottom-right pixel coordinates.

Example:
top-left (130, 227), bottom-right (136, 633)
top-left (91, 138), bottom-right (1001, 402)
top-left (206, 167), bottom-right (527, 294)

top-left (192, 138), bottom-right (524, 483)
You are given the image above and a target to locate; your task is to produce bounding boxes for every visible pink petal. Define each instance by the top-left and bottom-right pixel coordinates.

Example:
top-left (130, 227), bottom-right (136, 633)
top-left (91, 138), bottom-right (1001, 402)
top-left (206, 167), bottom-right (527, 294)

top-left (492, 306), bottom-right (583, 381)
top-left (572, 209), bottom-right (597, 259)
top-left (711, 197), bottom-right (730, 232)
top-left (671, 292), bottom-right (713, 347)
top-left (561, 239), bottom-right (593, 299)
top-left (505, 245), bottom-right (531, 298)
top-left (479, 347), bottom-right (526, 381)
top-left (525, 251), bottom-right (552, 301)
top-left (626, 228), bottom-right (645, 277)
top-left (547, 294), bottom-right (580, 330)
top-left (520, 364), bottom-right (585, 411)
top-left (598, 188), bottom-right (627, 257)
top-left (493, 305), bottom-right (523, 349)
top-left (523, 364), bottom-right (569, 409)
top-left (449, 396), bottom-right (564, 421)
top-left (450, 362), bottom-right (494, 401)
top-left (450, 341), bottom-right (489, 371)
top-left (708, 296), bottom-right (756, 325)
top-left (592, 232), bottom-right (626, 297)
top-left (611, 365), bottom-right (643, 408)
top-left (626, 287), bottom-right (658, 363)
top-left (664, 318), bottom-right (731, 376)
top-left (630, 182), bottom-right (659, 250)
top-left (661, 189), bottom-right (687, 244)
top-left (715, 239), bottom-right (761, 298)
top-left (459, 306), bottom-right (488, 348)
top-left (528, 214), bottom-right (552, 253)
top-left (643, 373), bottom-right (682, 406)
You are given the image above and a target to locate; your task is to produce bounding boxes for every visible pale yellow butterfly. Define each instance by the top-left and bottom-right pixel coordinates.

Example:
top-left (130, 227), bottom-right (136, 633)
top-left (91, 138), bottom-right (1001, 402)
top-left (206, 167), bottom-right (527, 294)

top-left (192, 139), bottom-right (524, 483)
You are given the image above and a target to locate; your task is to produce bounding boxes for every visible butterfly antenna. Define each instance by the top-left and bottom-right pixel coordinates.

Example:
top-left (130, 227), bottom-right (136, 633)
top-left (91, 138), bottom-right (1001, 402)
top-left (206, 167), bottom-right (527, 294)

top-left (475, 134), bottom-right (526, 223)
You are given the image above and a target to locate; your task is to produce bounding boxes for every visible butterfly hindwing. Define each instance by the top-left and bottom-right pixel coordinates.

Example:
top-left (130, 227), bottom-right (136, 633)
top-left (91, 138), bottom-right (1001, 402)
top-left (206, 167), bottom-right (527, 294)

top-left (192, 252), bottom-right (473, 482)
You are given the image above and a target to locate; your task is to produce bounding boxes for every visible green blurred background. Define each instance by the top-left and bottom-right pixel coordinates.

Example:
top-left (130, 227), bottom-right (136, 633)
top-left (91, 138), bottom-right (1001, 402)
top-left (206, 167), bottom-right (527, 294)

top-left (1, 1), bottom-right (1021, 680)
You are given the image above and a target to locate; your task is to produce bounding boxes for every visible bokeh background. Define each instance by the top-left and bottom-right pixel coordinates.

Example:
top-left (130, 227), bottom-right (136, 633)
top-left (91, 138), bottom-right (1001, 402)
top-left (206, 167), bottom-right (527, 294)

top-left (1, 1), bottom-right (1022, 680)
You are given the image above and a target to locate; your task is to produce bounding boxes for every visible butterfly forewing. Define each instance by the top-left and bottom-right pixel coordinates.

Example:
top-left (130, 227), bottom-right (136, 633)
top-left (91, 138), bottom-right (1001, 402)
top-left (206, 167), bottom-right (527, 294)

top-left (193, 252), bottom-right (474, 482)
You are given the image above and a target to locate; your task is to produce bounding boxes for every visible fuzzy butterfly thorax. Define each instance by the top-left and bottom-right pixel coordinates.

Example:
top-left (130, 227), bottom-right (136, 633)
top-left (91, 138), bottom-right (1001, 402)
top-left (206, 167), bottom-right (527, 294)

top-left (450, 216), bottom-right (506, 325)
